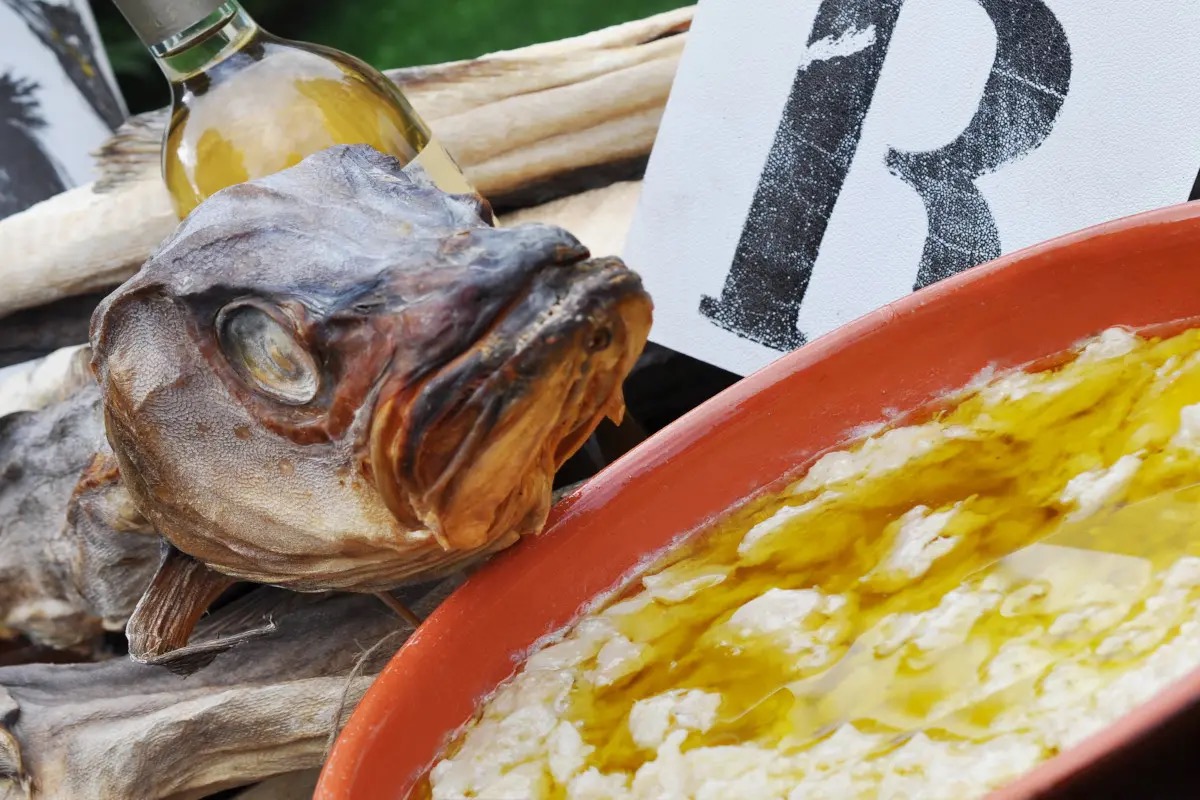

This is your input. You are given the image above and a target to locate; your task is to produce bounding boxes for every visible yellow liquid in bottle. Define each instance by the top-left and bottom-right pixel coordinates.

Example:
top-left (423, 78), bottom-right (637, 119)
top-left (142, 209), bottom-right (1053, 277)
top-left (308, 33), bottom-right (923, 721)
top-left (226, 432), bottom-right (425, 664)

top-left (163, 28), bottom-right (471, 218)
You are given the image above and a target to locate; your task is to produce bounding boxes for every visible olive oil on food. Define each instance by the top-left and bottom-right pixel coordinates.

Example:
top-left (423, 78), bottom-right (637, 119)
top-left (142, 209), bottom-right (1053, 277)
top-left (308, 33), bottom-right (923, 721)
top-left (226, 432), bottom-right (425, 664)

top-left (419, 326), bottom-right (1200, 799)
top-left (110, 0), bottom-right (473, 218)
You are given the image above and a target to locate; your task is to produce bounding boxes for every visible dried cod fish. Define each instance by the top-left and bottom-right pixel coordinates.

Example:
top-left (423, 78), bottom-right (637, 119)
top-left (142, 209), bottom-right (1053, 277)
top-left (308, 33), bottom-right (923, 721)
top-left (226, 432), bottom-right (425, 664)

top-left (86, 145), bottom-right (651, 662)
top-left (0, 584), bottom-right (459, 800)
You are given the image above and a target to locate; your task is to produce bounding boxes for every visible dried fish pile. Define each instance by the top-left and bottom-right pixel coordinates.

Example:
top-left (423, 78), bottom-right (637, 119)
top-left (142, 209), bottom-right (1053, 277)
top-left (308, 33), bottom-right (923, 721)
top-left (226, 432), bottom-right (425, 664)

top-left (0, 10), bottom-right (698, 799)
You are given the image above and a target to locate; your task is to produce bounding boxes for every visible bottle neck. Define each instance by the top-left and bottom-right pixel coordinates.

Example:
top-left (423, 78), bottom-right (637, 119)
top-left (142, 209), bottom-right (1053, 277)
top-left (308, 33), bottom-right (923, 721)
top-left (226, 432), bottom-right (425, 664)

top-left (149, 1), bottom-right (260, 82)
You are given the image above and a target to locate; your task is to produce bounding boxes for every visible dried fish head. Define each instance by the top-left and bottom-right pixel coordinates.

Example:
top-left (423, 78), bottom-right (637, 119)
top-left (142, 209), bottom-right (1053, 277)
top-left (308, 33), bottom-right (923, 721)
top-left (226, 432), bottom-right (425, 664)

top-left (89, 145), bottom-right (652, 593)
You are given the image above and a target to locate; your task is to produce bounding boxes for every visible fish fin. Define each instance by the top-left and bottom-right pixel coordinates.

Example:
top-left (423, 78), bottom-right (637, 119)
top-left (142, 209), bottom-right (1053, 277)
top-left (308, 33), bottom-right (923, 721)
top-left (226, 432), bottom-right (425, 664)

top-left (125, 543), bottom-right (241, 674)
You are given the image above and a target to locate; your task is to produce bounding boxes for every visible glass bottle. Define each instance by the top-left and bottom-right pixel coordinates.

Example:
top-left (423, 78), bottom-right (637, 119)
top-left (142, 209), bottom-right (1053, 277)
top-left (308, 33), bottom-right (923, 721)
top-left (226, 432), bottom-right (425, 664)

top-left (110, 0), bottom-right (474, 218)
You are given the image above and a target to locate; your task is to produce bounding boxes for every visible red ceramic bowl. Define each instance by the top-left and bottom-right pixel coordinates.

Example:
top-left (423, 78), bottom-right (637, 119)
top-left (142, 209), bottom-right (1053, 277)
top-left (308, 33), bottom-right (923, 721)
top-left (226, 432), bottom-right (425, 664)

top-left (317, 200), bottom-right (1200, 799)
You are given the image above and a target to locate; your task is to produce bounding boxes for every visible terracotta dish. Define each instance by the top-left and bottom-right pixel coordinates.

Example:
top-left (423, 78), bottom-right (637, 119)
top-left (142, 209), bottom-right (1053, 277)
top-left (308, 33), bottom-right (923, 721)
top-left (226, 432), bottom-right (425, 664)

top-left (316, 200), bottom-right (1200, 799)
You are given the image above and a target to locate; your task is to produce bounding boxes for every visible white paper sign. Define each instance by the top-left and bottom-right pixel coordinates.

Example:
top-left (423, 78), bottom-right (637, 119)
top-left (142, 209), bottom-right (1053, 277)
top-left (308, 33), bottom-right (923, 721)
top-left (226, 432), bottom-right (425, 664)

top-left (0, 0), bottom-right (127, 220)
top-left (623, 0), bottom-right (1200, 376)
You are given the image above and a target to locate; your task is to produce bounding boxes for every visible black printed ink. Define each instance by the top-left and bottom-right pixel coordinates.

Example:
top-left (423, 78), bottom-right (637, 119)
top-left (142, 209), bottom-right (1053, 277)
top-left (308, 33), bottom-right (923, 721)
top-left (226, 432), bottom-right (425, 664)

top-left (0, 73), bottom-right (69, 220)
top-left (701, 0), bottom-right (1072, 351)
top-left (889, 0), bottom-right (1070, 290)
top-left (4, 0), bottom-right (126, 130)
top-left (700, 0), bottom-right (905, 351)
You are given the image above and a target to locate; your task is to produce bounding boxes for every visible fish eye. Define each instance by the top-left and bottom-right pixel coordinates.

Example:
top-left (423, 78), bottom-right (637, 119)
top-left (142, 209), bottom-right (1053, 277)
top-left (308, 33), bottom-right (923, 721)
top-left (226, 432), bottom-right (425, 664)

top-left (587, 327), bottom-right (613, 352)
top-left (217, 303), bottom-right (318, 405)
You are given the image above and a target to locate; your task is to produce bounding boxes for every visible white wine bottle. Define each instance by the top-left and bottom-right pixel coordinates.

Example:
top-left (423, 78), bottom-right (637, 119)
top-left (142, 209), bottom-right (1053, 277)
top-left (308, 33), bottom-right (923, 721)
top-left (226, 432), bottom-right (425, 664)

top-left (110, 0), bottom-right (474, 218)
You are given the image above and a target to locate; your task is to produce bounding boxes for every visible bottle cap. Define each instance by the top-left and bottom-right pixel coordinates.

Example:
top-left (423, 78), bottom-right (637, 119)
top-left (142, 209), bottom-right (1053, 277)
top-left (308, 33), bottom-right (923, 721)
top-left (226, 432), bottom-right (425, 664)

top-left (111, 0), bottom-right (229, 47)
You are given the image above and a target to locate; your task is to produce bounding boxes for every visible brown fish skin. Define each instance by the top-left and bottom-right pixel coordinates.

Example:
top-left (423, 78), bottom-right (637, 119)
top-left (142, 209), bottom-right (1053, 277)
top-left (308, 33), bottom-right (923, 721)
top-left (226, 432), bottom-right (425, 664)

top-left (89, 144), bottom-right (652, 593)
top-left (373, 255), bottom-right (649, 552)
top-left (0, 382), bottom-right (160, 651)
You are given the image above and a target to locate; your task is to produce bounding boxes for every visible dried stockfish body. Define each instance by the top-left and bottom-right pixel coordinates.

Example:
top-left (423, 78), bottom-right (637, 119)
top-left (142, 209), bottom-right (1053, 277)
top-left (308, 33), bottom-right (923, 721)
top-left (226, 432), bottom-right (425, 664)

top-left (0, 581), bottom-right (460, 799)
top-left (0, 166), bottom-right (648, 662)
top-left (86, 144), bottom-right (650, 663)
top-left (0, 379), bottom-right (158, 652)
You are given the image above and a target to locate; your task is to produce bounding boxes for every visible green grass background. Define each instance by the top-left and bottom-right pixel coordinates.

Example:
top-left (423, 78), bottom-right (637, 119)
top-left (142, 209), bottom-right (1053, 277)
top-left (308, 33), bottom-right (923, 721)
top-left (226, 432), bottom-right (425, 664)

top-left (90, 0), bottom-right (686, 114)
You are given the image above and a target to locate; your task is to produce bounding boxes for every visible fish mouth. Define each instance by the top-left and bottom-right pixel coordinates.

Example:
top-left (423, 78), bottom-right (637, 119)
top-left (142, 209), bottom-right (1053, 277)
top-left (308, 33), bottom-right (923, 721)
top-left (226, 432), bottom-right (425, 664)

top-left (368, 256), bottom-right (652, 551)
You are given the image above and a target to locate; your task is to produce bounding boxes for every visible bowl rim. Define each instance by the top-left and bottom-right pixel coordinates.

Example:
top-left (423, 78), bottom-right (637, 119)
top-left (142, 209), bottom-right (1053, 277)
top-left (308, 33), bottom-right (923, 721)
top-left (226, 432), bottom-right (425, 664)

top-left (317, 198), bottom-right (1200, 800)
